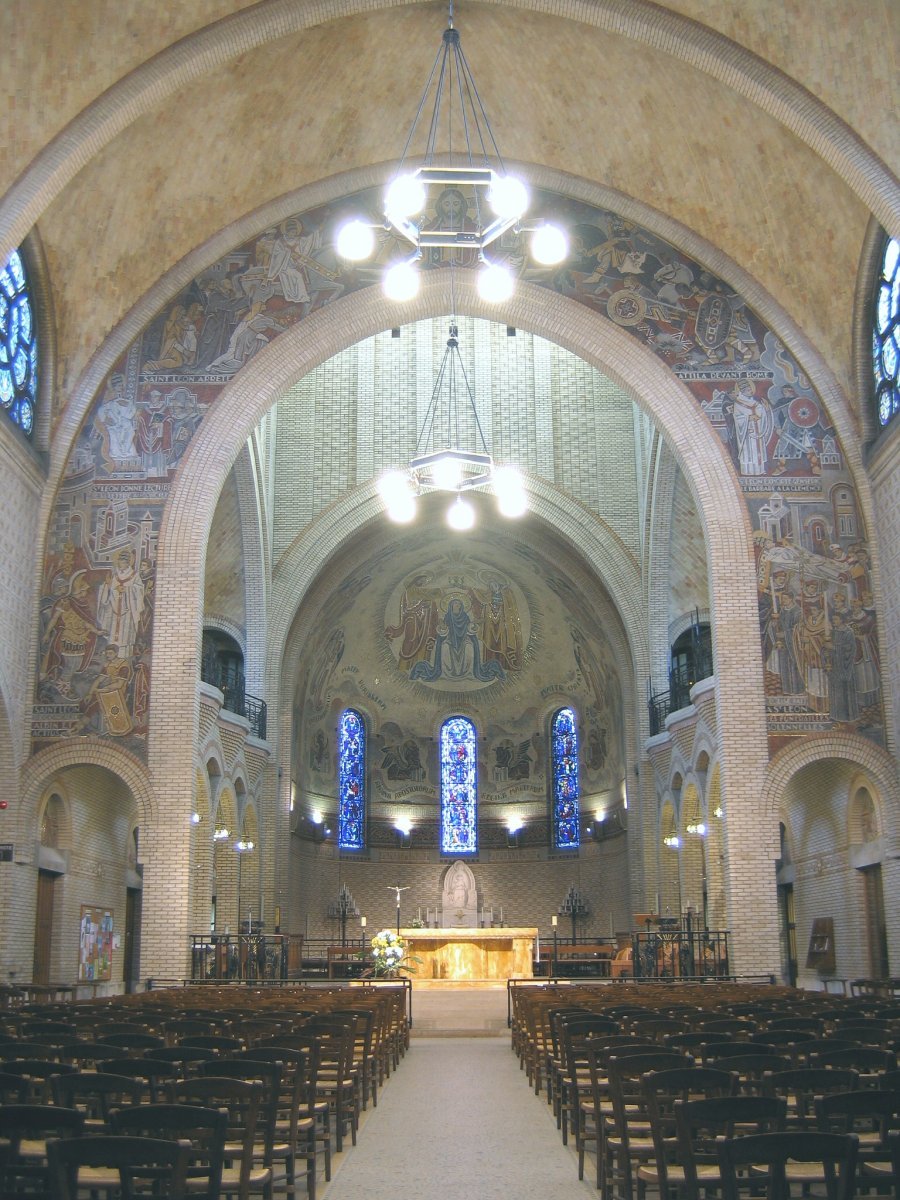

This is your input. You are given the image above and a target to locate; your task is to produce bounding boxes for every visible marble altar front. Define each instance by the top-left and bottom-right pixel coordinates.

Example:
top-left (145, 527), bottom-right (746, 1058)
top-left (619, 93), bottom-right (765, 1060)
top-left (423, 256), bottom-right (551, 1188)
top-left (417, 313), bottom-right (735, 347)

top-left (401, 927), bottom-right (538, 981)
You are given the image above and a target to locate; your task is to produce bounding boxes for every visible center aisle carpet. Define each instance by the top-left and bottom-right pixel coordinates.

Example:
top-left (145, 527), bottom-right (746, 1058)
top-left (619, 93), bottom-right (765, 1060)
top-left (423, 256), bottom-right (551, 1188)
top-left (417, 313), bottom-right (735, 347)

top-left (320, 1037), bottom-right (597, 1198)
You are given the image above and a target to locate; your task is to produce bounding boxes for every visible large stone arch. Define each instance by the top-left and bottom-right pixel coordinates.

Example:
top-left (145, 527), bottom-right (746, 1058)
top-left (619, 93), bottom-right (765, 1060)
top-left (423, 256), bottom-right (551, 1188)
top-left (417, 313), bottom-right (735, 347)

top-left (2, 0), bottom-right (896, 270)
top-left (139, 268), bottom-right (774, 974)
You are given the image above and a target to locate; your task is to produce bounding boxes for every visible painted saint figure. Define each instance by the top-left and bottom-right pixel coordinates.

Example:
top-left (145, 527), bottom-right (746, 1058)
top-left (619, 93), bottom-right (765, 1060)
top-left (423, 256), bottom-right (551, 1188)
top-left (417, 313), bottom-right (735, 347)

top-left (98, 548), bottom-right (145, 660)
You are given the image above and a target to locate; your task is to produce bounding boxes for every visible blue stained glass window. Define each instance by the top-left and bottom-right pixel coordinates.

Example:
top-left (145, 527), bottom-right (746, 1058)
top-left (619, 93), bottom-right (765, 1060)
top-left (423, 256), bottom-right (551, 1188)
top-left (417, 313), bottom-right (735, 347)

top-left (874, 235), bottom-right (900, 428)
top-left (440, 716), bottom-right (478, 856)
top-left (0, 249), bottom-right (37, 438)
top-left (338, 709), bottom-right (366, 850)
top-left (552, 707), bottom-right (580, 849)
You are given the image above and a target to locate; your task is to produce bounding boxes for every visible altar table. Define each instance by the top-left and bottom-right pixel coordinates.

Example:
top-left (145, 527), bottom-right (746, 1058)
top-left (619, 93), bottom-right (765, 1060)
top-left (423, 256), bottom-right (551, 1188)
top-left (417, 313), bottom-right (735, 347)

top-left (400, 927), bottom-right (537, 981)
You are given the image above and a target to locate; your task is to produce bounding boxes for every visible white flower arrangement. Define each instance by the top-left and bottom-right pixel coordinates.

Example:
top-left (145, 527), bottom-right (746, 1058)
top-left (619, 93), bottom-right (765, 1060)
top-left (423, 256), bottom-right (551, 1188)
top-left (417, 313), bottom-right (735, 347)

top-left (369, 929), bottom-right (419, 977)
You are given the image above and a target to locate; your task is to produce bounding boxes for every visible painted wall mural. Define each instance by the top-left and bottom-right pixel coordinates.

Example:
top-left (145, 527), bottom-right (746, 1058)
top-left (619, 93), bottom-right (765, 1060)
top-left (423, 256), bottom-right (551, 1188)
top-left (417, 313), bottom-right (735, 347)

top-left (384, 565), bottom-right (528, 690)
top-left (35, 185), bottom-right (884, 757)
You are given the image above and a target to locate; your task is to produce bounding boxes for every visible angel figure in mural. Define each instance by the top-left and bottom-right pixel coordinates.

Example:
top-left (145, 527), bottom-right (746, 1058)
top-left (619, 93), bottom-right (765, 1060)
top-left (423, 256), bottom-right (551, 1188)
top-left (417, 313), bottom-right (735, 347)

top-left (384, 575), bottom-right (439, 675)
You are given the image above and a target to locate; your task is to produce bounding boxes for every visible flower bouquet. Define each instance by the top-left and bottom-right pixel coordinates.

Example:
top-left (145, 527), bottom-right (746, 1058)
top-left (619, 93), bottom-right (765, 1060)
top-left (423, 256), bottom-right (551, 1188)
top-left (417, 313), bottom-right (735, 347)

top-left (368, 929), bottom-right (420, 978)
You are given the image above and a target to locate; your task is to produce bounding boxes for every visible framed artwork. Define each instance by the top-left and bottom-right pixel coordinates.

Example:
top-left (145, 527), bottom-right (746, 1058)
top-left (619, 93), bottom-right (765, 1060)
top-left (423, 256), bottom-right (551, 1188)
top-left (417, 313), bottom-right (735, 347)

top-left (78, 905), bottom-right (114, 982)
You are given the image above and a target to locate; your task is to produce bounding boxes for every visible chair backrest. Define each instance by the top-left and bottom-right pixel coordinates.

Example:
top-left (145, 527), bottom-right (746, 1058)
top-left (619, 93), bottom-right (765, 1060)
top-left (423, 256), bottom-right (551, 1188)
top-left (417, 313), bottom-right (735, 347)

top-left (101, 1031), bottom-right (166, 1050)
top-left (96, 1057), bottom-right (179, 1102)
top-left (716, 1130), bottom-right (858, 1200)
top-left (199, 1059), bottom-right (280, 1159)
top-left (702, 1041), bottom-right (777, 1063)
top-left (811, 1045), bottom-right (898, 1073)
top-left (762, 1066), bottom-right (859, 1129)
top-left (0, 1069), bottom-right (29, 1102)
top-left (708, 1053), bottom-right (792, 1091)
top-left (46, 1134), bottom-right (192, 1200)
top-left (180, 1034), bottom-right (244, 1052)
top-left (0, 1103), bottom-right (85, 1199)
top-left (607, 1051), bottom-right (691, 1135)
top-left (815, 1087), bottom-right (900, 1150)
top-left (1, 1058), bottom-right (77, 1101)
top-left (111, 1103), bottom-right (227, 1200)
top-left (51, 1070), bottom-right (145, 1124)
top-left (675, 1094), bottom-right (787, 1194)
top-left (640, 1066), bottom-right (737, 1189)
top-left (170, 1076), bottom-right (262, 1196)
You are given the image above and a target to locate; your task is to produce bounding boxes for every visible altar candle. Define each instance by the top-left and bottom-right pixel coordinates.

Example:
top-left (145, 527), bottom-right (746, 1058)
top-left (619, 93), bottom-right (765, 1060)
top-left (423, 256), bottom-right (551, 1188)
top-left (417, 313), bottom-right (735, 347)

top-left (609, 914), bottom-right (614, 937)
top-left (417, 907), bottom-right (421, 922)
top-left (499, 907), bottom-right (503, 924)
top-left (655, 892), bottom-right (660, 914)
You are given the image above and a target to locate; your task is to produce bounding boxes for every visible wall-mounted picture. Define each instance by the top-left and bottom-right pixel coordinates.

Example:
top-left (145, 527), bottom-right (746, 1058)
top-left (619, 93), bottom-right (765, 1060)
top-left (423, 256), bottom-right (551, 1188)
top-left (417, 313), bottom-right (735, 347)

top-left (78, 905), bottom-right (114, 982)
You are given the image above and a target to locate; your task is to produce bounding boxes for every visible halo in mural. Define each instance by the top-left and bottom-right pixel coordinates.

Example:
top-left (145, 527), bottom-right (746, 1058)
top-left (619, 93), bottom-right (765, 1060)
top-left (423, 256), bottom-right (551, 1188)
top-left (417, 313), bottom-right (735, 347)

top-left (383, 561), bottom-right (529, 692)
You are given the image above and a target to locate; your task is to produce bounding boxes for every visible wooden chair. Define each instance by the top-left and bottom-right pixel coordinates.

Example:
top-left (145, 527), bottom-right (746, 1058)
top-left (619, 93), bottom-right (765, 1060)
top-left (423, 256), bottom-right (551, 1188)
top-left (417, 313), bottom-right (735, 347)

top-left (636, 1066), bottom-right (738, 1200)
top-left (242, 1046), bottom-right (321, 1200)
top-left (1, 1058), bottom-right (77, 1102)
top-left (96, 1057), bottom-right (179, 1103)
top-left (0, 1103), bottom-right (85, 1199)
top-left (705, 1053), bottom-right (792, 1094)
top-left (258, 1033), bottom-right (333, 1184)
top-left (816, 1087), bottom-right (900, 1188)
top-left (46, 1134), bottom-right (192, 1200)
top-left (761, 1066), bottom-right (859, 1130)
top-left (171, 1075), bottom-right (271, 1200)
top-left (200, 1058), bottom-right (287, 1198)
top-left (674, 1094), bottom-right (787, 1200)
top-left (100, 1031), bottom-right (167, 1051)
top-left (603, 1051), bottom-right (691, 1200)
top-left (0, 1069), bottom-right (30, 1102)
top-left (716, 1130), bottom-right (858, 1200)
top-left (111, 1103), bottom-right (228, 1200)
top-left (51, 1070), bottom-right (145, 1130)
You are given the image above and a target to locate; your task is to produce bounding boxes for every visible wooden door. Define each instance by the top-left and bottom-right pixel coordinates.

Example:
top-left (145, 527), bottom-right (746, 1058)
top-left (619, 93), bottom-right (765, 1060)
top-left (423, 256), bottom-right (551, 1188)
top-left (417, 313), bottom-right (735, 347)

top-left (124, 887), bottom-right (142, 993)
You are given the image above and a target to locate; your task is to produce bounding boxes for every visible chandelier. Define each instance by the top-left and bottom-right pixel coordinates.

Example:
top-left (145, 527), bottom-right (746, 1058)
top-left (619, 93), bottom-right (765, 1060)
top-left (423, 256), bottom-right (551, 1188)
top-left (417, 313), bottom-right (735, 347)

top-left (377, 320), bottom-right (527, 528)
top-left (335, 3), bottom-right (568, 302)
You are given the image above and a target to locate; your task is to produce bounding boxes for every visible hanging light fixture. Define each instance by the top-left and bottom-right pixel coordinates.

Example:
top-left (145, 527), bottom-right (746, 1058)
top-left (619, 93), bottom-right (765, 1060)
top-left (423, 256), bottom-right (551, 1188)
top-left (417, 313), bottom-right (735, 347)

top-left (377, 321), bottom-right (527, 528)
top-left (335, 2), bottom-right (568, 299)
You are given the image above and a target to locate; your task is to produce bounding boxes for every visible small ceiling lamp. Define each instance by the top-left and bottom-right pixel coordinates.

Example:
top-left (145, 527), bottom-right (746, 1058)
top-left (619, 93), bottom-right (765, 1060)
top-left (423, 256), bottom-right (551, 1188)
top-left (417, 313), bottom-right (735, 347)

top-left (378, 321), bottom-right (528, 528)
top-left (335, 2), bottom-right (567, 297)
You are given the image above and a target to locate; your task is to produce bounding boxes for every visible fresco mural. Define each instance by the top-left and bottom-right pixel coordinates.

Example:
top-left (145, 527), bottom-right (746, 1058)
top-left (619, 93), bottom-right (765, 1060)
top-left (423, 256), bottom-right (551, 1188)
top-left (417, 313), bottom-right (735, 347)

top-left (384, 563), bottom-right (527, 690)
top-left (35, 184), bottom-right (884, 757)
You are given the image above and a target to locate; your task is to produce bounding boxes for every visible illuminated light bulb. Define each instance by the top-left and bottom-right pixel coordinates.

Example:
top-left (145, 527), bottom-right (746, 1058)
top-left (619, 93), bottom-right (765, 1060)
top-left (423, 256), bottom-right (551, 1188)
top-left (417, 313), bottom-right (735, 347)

top-left (493, 464), bottom-right (527, 517)
top-left (431, 454), bottom-right (461, 491)
top-left (478, 261), bottom-right (514, 304)
top-left (530, 223), bottom-right (568, 265)
top-left (489, 175), bottom-right (529, 220)
top-left (191, 812), bottom-right (201, 825)
top-left (507, 816), bottom-right (524, 834)
top-left (378, 470), bottom-right (412, 507)
top-left (447, 495), bottom-right (475, 531)
top-left (387, 494), bottom-right (417, 523)
top-left (395, 816), bottom-right (412, 835)
top-left (336, 219), bottom-right (375, 261)
top-left (385, 174), bottom-right (426, 219)
top-left (383, 261), bottom-right (420, 302)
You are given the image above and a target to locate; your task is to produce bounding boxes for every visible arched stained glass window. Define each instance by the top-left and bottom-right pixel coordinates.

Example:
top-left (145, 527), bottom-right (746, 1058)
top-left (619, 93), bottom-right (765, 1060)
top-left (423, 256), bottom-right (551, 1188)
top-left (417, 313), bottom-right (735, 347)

top-left (552, 707), bottom-right (580, 849)
top-left (0, 248), bottom-right (38, 437)
top-left (440, 716), bottom-right (477, 856)
top-left (338, 709), bottom-right (365, 850)
top-left (874, 235), bottom-right (899, 428)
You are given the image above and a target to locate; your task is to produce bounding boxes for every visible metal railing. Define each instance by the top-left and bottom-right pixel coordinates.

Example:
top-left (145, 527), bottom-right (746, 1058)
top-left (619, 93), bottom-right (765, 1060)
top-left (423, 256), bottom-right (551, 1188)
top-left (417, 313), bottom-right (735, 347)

top-left (200, 657), bottom-right (267, 740)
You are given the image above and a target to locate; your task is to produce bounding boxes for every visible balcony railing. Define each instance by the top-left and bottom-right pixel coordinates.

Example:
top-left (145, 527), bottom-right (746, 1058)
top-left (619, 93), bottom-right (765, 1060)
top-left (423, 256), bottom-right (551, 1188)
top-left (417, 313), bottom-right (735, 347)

top-left (201, 656), bottom-right (267, 740)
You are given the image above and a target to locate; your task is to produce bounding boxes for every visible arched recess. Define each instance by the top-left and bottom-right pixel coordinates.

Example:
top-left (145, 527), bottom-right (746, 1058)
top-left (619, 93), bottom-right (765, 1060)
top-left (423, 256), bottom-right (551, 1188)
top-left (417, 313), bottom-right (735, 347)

top-left (679, 781), bottom-right (705, 924)
top-left (211, 785), bottom-right (238, 934)
top-left (236, 799), bottom-right (260, 930)
top-left (2, 0), bottom-right (896, 272)
top-left (141, 270), bottom-right (768, 974)
top-left (659, 800), bottom-right (680, 915)
top-left (190, 767), bottom-right (213, 935)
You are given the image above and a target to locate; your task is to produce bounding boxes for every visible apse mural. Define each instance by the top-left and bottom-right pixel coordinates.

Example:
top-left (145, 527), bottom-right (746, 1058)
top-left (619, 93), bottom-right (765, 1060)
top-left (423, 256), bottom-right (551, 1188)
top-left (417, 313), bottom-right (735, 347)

top-left (35, 184), bottom-right (884, 757)
top-left (383, 563), bottom-right (527, 691)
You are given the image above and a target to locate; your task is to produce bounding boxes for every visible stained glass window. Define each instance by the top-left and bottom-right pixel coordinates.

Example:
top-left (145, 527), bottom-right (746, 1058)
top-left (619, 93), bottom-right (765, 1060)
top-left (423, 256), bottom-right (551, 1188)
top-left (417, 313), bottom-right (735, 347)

top-left (874, 235), bottom-right (900, 428)
top-left (440, 716), bottom-right (477, 856)
top-left (338, 709), bottom-right (365, 850)
top-left (552, 707), bottom-right (580, 849)
top-left (0, 248), bottom-right (37, 437)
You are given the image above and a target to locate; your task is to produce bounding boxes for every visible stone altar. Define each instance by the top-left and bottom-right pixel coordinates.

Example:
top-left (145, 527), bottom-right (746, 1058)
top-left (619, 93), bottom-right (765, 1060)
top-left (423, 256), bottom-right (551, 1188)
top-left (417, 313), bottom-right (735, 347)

top-left (401, 927), bottom-right (538, 981)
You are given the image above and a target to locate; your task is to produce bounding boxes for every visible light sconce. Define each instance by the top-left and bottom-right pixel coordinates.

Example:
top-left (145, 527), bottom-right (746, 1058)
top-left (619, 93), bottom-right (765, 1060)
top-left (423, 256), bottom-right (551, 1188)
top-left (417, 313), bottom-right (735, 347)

top-left (191, 812), bottom-right (201, 825)
top-left (663, 834), bottom-right (681, 848)
top-left (213, 827), bottom-right (229, 841)
top-left (686, 821), bottom-right (707, 836)
top-left (235, 839), bottom-right (254, 852)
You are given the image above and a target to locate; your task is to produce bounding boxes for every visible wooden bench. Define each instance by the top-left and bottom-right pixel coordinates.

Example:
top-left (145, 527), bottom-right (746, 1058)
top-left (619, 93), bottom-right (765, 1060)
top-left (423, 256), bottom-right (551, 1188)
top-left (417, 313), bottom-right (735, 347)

top-left (326, 947), bottom-right (370, 979)
top-left (536, 943), bottom-right (614, 977)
